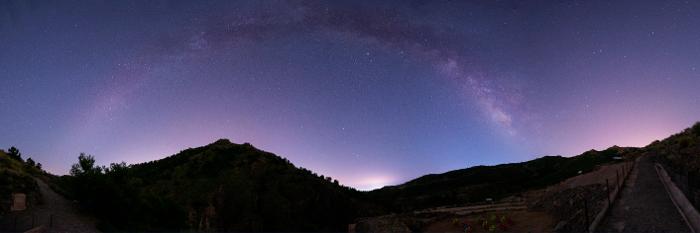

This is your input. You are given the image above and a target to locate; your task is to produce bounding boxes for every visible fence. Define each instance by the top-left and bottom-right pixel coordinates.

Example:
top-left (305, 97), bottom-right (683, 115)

top-left (657, 156), bottom-right (700, 211)
top-left (550, 160), bottom-right (635, 233)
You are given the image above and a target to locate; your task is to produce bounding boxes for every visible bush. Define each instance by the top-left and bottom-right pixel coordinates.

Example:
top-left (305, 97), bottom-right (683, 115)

top-left (692, 122), bottom-right (700, 137)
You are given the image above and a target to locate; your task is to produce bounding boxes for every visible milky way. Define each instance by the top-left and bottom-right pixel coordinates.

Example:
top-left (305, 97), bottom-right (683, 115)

top-left (2, 0), bottom-right (700, 190)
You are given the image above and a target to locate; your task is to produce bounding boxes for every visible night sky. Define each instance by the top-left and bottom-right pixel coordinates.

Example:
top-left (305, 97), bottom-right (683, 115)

top-left (2, 0), bottom-right (700, 190)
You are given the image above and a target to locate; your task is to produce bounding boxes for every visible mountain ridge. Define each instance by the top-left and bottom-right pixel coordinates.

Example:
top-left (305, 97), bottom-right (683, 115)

top-left (8, 122), bottom-right (700, 232)
top-left (56, 137), bottom-right (640, 231)
top-left (59, 137), bottom-right (385, 232)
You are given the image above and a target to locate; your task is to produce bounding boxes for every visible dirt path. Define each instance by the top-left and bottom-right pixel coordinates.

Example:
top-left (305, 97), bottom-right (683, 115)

top-left (599, 155), bottom-right (690, 232)
top-left (32, 178), bottom-right (100, 233)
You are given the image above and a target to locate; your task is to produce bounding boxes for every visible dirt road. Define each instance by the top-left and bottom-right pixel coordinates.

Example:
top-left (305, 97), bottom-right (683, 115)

top-left (32, 178), bottom-right (100, 233)
top-left (599, 155), bottom-right (689, 232)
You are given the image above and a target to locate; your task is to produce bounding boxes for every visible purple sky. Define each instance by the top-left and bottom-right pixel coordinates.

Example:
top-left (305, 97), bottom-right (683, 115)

top-left (2, 0), bottom-right (700, 190)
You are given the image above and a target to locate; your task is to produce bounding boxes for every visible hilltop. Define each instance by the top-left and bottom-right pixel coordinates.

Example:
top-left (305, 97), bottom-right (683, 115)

top-left (58, 139), bottom-right (384, 232)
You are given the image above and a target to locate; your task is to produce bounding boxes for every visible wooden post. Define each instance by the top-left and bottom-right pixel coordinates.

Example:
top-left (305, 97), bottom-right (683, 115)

top-left (623, 164), bottom-right (626, 176)
top-left (606, 179), bottom-right (611, 206)
top-left (628, 163), bottom-right (630, 173)
top-left (688, 171), bottom-right (692, 195)
top-left (584, 198), bottom-right (589, 230)
top-left (616, 170), bottom-right (620, 188)
top-left (691, 172), bottom-right (696, 206)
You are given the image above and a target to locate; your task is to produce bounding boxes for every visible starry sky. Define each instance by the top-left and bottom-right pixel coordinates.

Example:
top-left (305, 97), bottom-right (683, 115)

top-left (2, 0), bottom-right (700, 190)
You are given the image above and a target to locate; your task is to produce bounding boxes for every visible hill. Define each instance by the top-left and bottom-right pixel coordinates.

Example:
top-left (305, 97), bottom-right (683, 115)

top-left (57, 123), bottom-right (700, 232)
top-left (646, 122), bottom-right (700, 171)
top-left (0, 149), bottom-right (43, 218)
top-left (367, 146), bottom-right (638, 212)
top-left (59, 139), bottom-right (385, 232)
top-left (58, 139), bottom-right (638, 232)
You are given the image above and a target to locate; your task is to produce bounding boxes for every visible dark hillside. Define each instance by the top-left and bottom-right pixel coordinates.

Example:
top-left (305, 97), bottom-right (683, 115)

top-left (58, 138), bottom-right (643, 232)
top-left (367, 146), bottom-right (637, 211)
top-left (62, 139), bottom-right (385, 232)
top-left (0, 149), bottom-right (43, 222)
top-left (646, 122), bottom-right (700, 170)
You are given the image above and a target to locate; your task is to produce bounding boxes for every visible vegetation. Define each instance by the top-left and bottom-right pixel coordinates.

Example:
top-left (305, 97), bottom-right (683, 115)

top-left (0, 147), bottom-right (44, 216)
top-left (6, 122), bottom-right (700, 232)
top-left (647, 122), bottom-right (700, 172)
top-left (16, 120), bottom-right (699, 233)
top-left (59, 139), bottom-right (384, 232)
top-left (55, 138), bottom-right (636, 232)
top-left (7, 146), bottom-right (22, 162)
top-left (51, 137), bottom-right (642, 232)
top-left (366, 146), bottom-right (636, 211)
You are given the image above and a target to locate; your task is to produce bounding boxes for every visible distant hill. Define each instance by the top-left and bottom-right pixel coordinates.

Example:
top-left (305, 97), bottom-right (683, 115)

top-left (58, 123), bottom-right (700, 232)
top-left (60, 139), bottom-right (385, 232)
top-left (59, 139), bottom-right (638, 232)
top-left (365, 122), bottom-right (700, 213)
top-left (367, 146), bottom-right (638, 211)
top-left (10, 121), bottom-right (700, 233)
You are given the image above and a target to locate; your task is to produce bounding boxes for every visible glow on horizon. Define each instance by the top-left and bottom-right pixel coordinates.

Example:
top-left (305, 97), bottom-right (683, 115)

top-left (353, 176), bottom-right (397, 191)
top-left (3, 1), bottom-right (700, 191)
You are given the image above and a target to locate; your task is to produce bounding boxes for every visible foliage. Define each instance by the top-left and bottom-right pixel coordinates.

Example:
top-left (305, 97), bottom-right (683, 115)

top-left (477, 214), bottom-right (513, 232)
top-left (7, 146), bottom-right (22, 162)
top-left (70, 153), bottom-right (102, 176)
top-left (60, 139), bottom-right (384, 232)
top-left (649, 122), bottom-right (700, 172)
top-left (366, 146), bottom-right (634, 211)
top-left (0, 149), bottom-right (41, 217)
top-left (56, 138), bottom-right (638, 231)
top-left (26, 158), bottom-right (35, 167)
top-left (9, 121), bottom-right (700, 232)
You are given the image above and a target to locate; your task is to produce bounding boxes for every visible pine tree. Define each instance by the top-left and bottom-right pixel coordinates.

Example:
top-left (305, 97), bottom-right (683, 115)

top-left (26, 157), bottom-right (36, 167)
top-left (8, 146), bottom-right (22, 162)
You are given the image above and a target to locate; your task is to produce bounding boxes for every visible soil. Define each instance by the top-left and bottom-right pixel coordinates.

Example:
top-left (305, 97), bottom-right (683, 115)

top-left (28, 179), bottom-right (100, 233)
top-left (422, 210), bottom-right (554, 233)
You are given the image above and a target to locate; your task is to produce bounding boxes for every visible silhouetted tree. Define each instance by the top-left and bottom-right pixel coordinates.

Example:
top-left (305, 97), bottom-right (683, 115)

top-left (36, 163), bottom-right (42, 170)
top-left (7, 146), bottom-right (22, 161)
top-left (26, 157), bottom-right (35, 167)
top-left (56, 141), bottom-right (370, 232)
top-left (693, 122), bottom-right (700, 136)
top-left (70, 153), bottom-right (102, 176)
